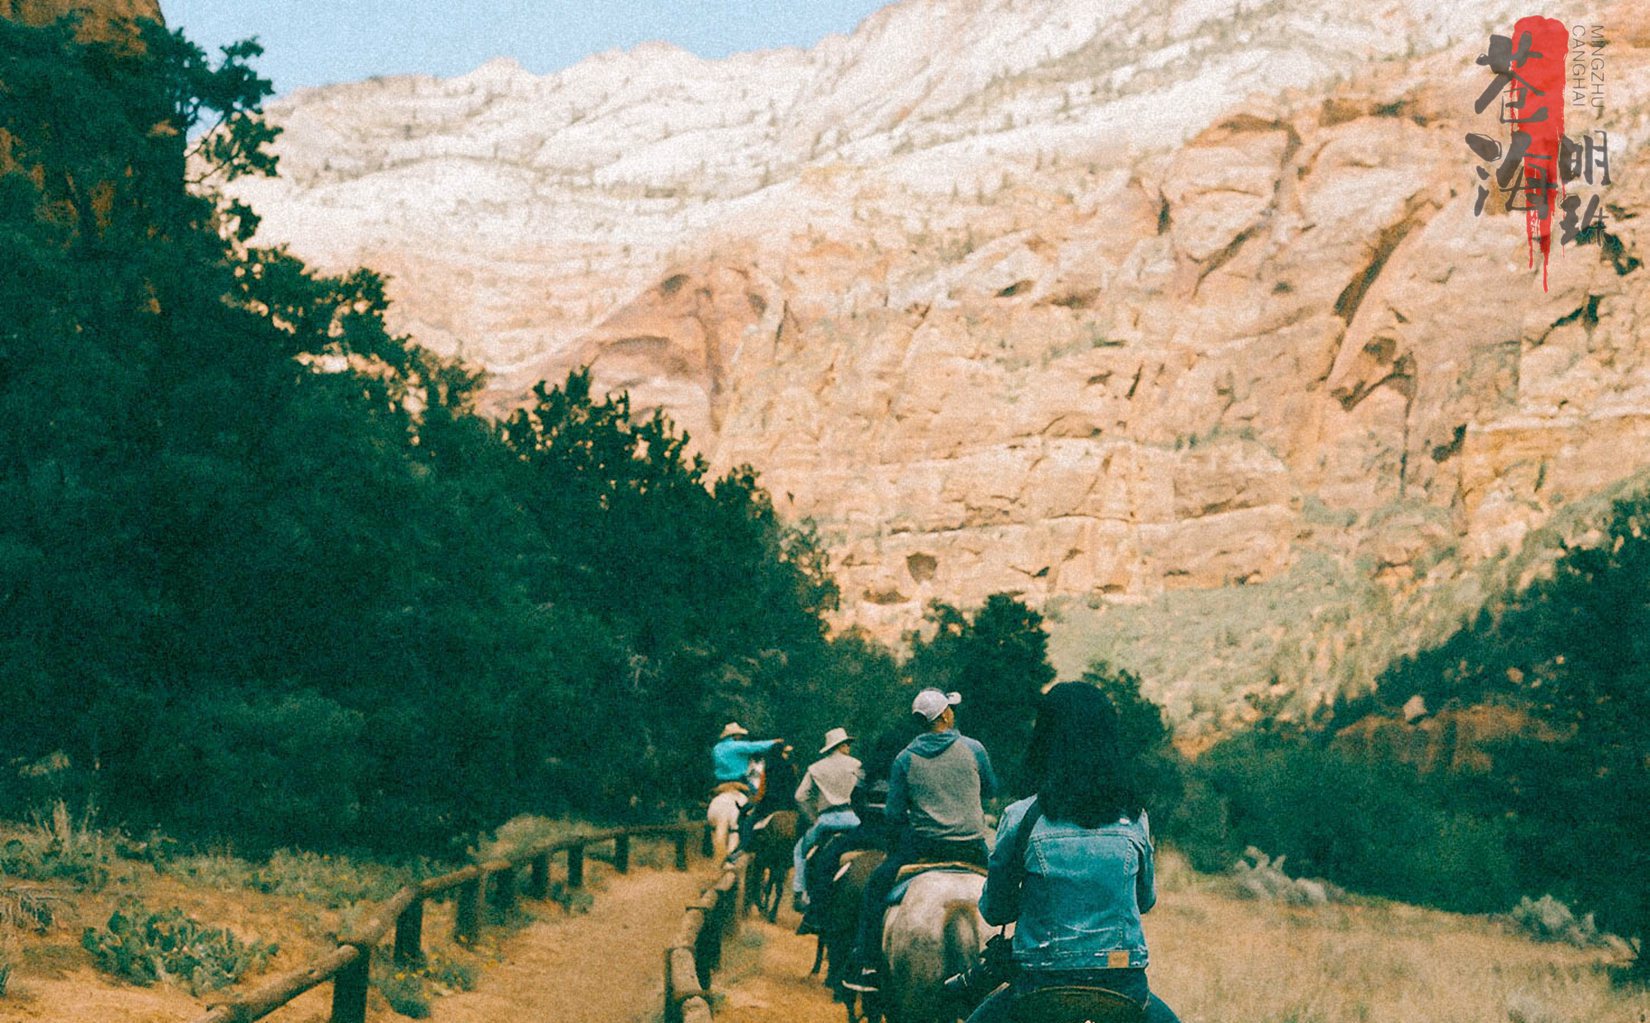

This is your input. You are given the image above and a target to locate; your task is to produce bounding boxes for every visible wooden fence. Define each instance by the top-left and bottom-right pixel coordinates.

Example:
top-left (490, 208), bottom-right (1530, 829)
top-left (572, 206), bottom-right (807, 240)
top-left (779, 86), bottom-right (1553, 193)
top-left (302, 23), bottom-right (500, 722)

top-left (185, 822), bottom-right (708, 1023)
top-left (662, 854), bottom-right (746, 1023)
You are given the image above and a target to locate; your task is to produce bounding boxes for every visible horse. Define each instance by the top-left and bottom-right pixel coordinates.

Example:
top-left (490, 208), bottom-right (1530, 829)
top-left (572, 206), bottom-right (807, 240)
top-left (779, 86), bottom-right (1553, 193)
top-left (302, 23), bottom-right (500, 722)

top-left (813, 844), bottom-right (887, 1009)
top-left (871, 868), bottom-right (989, 1023)
top-left (744, 809), bottom-right (798, 921)
top-left (706, 785), bottom-right (747, 862)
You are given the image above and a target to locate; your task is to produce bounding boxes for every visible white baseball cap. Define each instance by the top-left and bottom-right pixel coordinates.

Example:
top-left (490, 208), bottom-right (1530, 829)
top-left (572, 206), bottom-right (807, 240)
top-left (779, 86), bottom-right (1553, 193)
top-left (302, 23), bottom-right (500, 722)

top-left (912, 688), bottom-right (962, 722)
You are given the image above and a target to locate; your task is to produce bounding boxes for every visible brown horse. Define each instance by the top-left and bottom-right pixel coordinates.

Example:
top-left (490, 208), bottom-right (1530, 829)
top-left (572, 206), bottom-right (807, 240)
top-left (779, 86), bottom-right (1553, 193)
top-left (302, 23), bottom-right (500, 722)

top-left (814, 844), bottom-right (887, 1011)
top-left (744, 809), bottom-right (797, 922)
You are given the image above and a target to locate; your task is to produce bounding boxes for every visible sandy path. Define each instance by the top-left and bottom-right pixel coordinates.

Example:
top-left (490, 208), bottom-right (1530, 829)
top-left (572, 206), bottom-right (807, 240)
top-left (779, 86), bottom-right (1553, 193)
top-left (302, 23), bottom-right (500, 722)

top-left (427, 866), bottom-right (708, 1023)
top-left (715, 906), bottom-right (845, 1023)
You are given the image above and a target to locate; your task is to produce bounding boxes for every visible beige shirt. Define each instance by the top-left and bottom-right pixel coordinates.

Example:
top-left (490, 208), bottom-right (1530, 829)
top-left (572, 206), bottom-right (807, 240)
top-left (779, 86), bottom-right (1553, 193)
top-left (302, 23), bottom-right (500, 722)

top-left (794, 750), bottom-right (863, 818)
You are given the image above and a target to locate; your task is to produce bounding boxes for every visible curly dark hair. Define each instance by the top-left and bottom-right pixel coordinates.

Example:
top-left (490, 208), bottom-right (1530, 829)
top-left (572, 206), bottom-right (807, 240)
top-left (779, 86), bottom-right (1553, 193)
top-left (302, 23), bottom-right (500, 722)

top-left (1024, 681), bottom-right (1140, 827)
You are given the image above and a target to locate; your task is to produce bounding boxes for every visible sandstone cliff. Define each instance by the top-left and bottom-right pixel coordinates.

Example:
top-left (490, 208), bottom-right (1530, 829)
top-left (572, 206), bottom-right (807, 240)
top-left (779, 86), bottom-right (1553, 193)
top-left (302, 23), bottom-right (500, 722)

top-left (4, 0), bottom-right (159, 34)
top-left (223, 0), bottom-right (1650, 730)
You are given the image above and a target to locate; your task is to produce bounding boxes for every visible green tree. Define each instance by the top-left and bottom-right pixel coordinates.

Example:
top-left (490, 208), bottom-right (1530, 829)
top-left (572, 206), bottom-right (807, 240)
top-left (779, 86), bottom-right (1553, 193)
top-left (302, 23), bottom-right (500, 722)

top-left (908, 594), bottom-right (1054, 792)
top-left (1079, 661), bottom-right (1183, 823)
top-left (0, 13), bottom-right (904, 856)
top-left (1487, 496), bottom-right (1650, 971)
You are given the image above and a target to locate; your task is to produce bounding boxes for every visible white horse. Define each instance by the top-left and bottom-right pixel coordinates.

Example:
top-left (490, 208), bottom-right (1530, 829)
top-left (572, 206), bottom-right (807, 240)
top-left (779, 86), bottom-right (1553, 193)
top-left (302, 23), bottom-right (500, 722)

top-left (706, 787), bottom-right (748, 861)
top-left (878, 870), bottom-right (989, 1023)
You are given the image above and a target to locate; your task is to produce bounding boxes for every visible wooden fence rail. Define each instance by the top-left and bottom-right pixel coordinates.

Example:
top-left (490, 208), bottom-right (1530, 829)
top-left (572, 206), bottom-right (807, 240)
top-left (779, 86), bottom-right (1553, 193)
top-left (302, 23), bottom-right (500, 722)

top-left (662, 854), bottom-right (746, 1023)
top-left (185, 822), bottom-right (708, 1023)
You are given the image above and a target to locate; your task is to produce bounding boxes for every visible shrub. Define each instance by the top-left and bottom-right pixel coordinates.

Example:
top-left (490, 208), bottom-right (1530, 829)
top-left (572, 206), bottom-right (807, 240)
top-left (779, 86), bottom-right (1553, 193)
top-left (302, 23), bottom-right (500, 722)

top-left (0, 882), bottom-right (68, 932)
top-left (423, 951), bottom-right (477, 992)
top-left (470, 815), bottom-right (579, 863)
top-left (81, 899), bottom-right (277, 994)
top-left (1177, 730), bottom-right (1520, 913)
top-left (372, 960), bottom-right (430, 1018)
top-left (1504, 894), bottom-right (1611, 948)
top-left (1229, 848), bottom-right (1345, 906)
top-left (0, 801), bottom-right (112, 891)
top-left (247, 849), bottom-right (416, 908)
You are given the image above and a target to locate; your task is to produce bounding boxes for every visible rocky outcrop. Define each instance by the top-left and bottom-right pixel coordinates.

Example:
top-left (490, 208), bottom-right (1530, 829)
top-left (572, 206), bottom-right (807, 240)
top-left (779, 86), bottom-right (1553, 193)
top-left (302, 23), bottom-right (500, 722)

top-left (4, 0), bottom-right (160, 34)
top-left (224, 0), bottom-right (1650, 726)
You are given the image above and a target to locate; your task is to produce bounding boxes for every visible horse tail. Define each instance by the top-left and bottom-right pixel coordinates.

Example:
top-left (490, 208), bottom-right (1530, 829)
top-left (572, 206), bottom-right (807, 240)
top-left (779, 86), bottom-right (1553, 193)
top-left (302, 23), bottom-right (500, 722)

top-left (940, 900), bottom-right (985, 982)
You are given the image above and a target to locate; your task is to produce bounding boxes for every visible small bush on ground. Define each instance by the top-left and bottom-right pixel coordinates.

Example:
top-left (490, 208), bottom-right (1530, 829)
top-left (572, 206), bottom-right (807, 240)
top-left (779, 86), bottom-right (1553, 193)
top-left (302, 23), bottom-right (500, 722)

top-left (471, 815), bottom-right (582, 863)
top-left (545, 880), bottom-right (593, 916)
top-left (372, 959), bottom-right (430, 1018)
top-left (1505, 895), bottom-right (1612, 949)
top-left (247, 849), bottom-right (421, 908)
top-left (0, 802), bottom-right (112, 891)
top-left (423, 950), bottom-right (477, 992)
top-left (81, 898), bottom-right (278, 994)
top-left (1229, 847), bottom-right (1346, 906)
top-left (0, 883), bottom-right (68, 932)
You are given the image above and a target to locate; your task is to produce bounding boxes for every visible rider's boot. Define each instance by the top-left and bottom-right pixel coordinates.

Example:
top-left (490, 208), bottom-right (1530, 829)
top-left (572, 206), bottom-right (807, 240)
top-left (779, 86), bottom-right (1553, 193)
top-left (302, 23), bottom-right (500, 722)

top-left (840, 961), bottom-right (880, 994)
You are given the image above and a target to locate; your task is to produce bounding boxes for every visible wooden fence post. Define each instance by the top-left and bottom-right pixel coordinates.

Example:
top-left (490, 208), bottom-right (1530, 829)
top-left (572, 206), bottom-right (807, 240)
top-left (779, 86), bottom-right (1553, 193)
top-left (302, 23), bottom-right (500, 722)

top-left (528, 852), bottom-right (550, 898)
top-left (674, 829), bottom-right (689, 871)
top-left (614, 833), bottom-right (631, 874)
top-left (729, 869), bottom-right (745, 936)
top-left (330, 946), bottom-right (370, 1023)
top-left (394, 898), bottom-right (424, 967)
top-left (455, 874), bottom-right (482, 944)
top-left (663, 946), bottom-right (679, 1023)
top-left (491, 865), bottom-right (518, 917)
top-left (701, 822), bottom-right (714, 859)
top-left (567, 843), bottom-right (585, 889)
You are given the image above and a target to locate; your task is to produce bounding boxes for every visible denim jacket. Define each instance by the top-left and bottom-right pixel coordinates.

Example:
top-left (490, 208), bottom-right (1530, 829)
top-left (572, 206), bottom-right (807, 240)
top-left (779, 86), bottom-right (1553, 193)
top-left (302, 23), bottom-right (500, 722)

top-left (979, 796), bottom-right (1155, 970)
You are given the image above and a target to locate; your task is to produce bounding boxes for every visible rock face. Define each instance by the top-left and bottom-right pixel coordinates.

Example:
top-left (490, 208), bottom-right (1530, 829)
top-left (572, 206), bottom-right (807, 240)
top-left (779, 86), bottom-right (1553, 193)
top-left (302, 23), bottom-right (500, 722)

top-left (225, 0), bottom-right (1650, 726)
top-left (5, 0), bottom-right (160, 33)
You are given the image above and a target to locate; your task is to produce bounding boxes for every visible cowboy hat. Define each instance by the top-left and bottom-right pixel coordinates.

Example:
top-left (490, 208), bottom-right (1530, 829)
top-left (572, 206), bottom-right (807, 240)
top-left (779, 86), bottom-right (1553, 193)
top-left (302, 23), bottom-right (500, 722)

top-left (719, 721), bottom-right (750, 739)
top-left (818, 727), bottom-right (854, 754)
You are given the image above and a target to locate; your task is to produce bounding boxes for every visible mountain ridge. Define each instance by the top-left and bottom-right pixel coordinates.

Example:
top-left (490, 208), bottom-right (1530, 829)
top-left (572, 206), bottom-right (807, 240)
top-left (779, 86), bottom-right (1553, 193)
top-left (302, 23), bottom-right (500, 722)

top-left (224, 0), bottom-right (1650, 728)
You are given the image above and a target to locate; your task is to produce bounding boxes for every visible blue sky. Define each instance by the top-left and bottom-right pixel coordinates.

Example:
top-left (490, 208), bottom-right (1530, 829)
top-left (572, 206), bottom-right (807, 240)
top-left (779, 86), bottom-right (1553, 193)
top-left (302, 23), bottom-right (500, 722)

top-left (162, 1), bottom-right (894, 97)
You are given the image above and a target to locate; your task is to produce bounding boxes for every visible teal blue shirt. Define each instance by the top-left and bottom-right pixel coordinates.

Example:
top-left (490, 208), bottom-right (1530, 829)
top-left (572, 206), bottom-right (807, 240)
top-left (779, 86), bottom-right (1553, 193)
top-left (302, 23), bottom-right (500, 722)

top-left (712, 737), bottom-right (780, 784)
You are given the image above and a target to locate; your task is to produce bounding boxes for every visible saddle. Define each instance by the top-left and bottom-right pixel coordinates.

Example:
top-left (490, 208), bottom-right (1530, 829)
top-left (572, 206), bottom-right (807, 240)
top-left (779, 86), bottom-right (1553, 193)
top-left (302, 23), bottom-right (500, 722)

top-left (885, 860), bottom-right (987, 905)
top-left (833, 848), bottom-right (877, 882)
top-left (893, 860), bottom-right (988, 883)
top-left (1010, 985), bottom-right (1144, 1023)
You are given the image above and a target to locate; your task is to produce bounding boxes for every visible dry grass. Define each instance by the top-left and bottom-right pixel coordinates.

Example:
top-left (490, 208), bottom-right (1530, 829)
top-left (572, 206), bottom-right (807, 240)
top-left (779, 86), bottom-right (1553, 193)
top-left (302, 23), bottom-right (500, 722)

top-left (1150, 850), bottom-right (1649, 1023)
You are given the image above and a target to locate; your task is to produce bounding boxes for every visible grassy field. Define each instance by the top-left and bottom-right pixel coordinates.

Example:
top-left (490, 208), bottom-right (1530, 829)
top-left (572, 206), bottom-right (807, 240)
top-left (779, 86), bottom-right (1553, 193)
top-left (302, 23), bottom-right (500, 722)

top-left (1147, 851), bottom-right (1646, 1023)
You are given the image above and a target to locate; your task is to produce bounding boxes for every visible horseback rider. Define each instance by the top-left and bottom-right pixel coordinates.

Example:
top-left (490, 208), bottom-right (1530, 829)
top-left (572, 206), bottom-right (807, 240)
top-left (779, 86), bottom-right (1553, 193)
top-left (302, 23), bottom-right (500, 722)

top-left (791, 727), bottom-right (864, 912)
top-left (712, 722), bottom-right (783, 856)
top-left (754, 740), bottom-right (800, 819)
top-left (796, 774), bottom-right (890, 936)
top-left (964, 682), bottom-right (1181, 1023)
top-left (843, 688), bottom-right (997, 994)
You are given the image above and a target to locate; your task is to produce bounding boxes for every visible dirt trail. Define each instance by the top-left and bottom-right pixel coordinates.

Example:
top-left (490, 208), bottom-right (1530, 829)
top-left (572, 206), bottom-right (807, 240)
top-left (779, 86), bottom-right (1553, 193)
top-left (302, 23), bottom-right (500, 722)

top-left (715, 907), bottom-right (845, 1023)
top-left (427, 866), bottom-right (707, 1023)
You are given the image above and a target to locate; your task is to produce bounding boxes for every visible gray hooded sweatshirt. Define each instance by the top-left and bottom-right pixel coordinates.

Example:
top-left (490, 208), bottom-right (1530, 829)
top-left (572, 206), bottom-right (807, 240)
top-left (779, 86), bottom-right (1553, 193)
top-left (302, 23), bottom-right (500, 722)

top-left (886, 729), bottom-right (998, 841)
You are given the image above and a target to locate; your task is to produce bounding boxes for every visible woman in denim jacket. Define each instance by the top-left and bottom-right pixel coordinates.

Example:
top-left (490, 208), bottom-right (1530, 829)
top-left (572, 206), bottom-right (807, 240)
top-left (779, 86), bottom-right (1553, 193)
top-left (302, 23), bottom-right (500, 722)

top-left (968, 682), bottom-right (1181, 1023)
